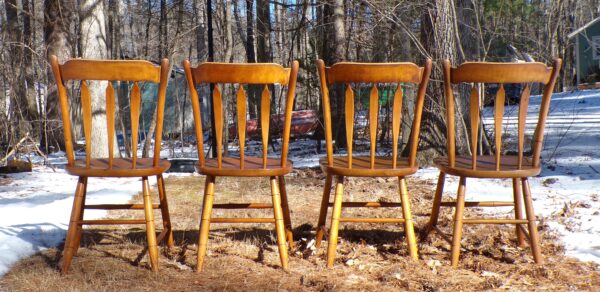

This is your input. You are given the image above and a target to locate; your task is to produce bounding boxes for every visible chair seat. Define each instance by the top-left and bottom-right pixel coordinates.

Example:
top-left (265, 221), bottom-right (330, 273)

top-left (434, 155), bottom-right (540, 178)
top-left (198, 157), bottom-right (292, 177)
top-left (319, 156), bottom-right (418, 177)
top-left (66, 158), bottom-right (171, 177)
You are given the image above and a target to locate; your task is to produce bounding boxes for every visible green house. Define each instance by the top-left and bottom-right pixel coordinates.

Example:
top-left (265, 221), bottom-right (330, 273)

top-left (569, 17), bottom-right (600, 86)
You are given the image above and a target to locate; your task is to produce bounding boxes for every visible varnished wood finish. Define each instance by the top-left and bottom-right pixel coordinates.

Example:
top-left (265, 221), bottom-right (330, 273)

top-left (315, 174), bottom-right (333, 248)
top-left (49, 55), bottom-right (173, 274)
top-left (184, 60), bottom-right (299, 271)
top-left (316, 59), bottom-right (432, 267)
top-left (427, 59), bottom-right (561, 267)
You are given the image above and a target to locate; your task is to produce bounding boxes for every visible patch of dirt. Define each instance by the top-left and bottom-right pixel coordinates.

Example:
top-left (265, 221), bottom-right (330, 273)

top-left (1, 170), bottom-right (598, 291)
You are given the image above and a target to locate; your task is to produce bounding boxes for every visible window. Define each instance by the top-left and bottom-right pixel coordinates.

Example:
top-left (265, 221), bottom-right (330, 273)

top-left (593, 36), bottom-right (600, 60)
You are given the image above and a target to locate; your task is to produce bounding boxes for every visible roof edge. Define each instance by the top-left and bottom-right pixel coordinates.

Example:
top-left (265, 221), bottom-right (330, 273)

top-left (568, 16), bottom-right (600, 39)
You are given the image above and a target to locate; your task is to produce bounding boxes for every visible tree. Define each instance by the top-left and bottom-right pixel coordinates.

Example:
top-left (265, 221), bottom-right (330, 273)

top-left (79, 0), bottom-right (114, 158)
top-left (44, 0), bottom-right (74, 152)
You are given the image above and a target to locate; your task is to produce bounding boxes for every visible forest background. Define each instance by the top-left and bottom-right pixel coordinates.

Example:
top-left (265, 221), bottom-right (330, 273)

top-left (1, 0), bottom-right (599, 163)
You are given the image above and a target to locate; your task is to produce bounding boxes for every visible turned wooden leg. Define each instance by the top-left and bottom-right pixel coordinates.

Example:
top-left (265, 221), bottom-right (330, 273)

top-left (399, 177), bottom-right (418, 260)
top-left (315, 174), bottom-right (333, 248)
top-left (143, 177), bottom-right (159, 271)
top-left (271, 176), bottom-right (290, 271)
top-left (61, 176), bottom-right (86, 274)
top-left (197, 176), bottom-right (215, 272)
top-left (522, 177), bottom-right (543, 264)
top-left (157, 174), bottom-right (174, 248)
top-left (278, 176), bottom-right (294, 246)
top-left (512, 178), bottom-right (527, 247)
top-left (73, 176), bottom-right (88, 255)
top-left (326, 176), bottom-right (344, 268)
top-left (423, 172), bottom-right (446, 241)
top-left (450, 176), bottom-right (467, 268)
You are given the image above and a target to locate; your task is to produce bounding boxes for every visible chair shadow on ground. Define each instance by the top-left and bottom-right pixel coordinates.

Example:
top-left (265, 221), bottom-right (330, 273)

top-left (47, 218), bottom-right (527, 271)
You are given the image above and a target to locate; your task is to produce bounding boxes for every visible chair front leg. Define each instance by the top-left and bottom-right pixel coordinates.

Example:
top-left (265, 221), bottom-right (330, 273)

top-left (270, 176), bottom-right (290, 271)
top-left (278, 175), bottom-right (294, 246)
top-left (61, 176), bottom-right (87, 275)
top-left (315, 174), bottom-right (333, 248)
top-left (73, 176), bottom-right (88, 255)
top-left (522, 177), bottom-right (543, 264)
top-left (327, 176), bottom-right (344, 268)
top-left (142, 176), bottom-right (159, 271)
top-left (197, 175), bottom-right (215, 272)
top-left (398, 177), bottom-right (418, 260)
top-left (512, 178), bottom-right (526, 247)
top-left (157, 174), bottom-right (174, 248)
top-left (422, 172), bottom-right (445, 241)
top-left (451, 176), bottom-right (467, 268)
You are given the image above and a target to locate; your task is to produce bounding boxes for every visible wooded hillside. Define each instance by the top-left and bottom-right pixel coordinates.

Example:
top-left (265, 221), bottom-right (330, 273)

top-left (1, 0), bottom-right (599, 162)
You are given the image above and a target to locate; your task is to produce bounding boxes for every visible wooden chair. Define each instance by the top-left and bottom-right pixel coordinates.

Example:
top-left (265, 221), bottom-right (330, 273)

top-left (49, 56), bottom-right (174, 273)
top-left (183, 61), bottom-right (299, 272)
top-left (423, 59), bottom-right (562, 267)
top-left (315, 59), bottom-right (432, 267)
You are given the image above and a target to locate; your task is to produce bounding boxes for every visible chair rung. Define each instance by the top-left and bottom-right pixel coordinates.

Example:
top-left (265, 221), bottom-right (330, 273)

top-left (440, 201), bottom-right (514, 207)
top-left (156, 229), bottom-right (168, 243)
top-left (328, 202), bottom-right (403, 208)
top-left (80, 219), bottom-right (146, 225)
top-left (339, 217), bottom-right (405, 223)
top-left (210, 217), bottom-right (275, 223)
top-left (463, 218), bottom-right (528, 224)
top-left (213, 203), bottom-right (273, 209)
top-left (84, 204), bottom-right (160, 210)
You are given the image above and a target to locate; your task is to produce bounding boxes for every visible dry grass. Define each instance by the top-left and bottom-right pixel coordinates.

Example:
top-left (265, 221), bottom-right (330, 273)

top-left (1, 169), bottom-right (599, 291)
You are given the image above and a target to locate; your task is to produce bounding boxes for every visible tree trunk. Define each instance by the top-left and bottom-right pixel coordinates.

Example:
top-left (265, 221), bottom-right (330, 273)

top-left (43, 0), bottom-right (73, 153)
top-left (256, 0), bottom-right (272, 62)
top-left (80, 0), bottom-right (114, 158)
top-left (417, 0), bottom-right (459, 162)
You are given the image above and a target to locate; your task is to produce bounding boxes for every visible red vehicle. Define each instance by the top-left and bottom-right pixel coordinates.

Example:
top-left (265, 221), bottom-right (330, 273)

top-left (229, 109), bottom-right (318, 139)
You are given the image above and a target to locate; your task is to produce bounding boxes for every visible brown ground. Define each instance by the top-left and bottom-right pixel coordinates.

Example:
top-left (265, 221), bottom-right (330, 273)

top-left (1, 169), bottom-right (598, 291)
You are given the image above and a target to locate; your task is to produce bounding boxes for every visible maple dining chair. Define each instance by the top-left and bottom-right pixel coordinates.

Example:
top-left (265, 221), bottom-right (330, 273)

top-left (183, 60), bottom-right (299, 272)
top-left (423, 59), bottom-right (562, 267)
top-left (315, 59), bottom-right (432, 267)
top-left (49, 55), bottom-right (174, 273)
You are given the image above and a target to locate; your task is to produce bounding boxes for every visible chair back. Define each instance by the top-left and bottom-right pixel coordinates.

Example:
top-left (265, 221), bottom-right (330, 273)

top-left (49, 55), bottom-right (170, 169)
top-left (316, 59), bottom-right (432, 169)
top-left (442, 59), bottom-right (562, 170)
top-left (183, 61), bottom-right (299, 169)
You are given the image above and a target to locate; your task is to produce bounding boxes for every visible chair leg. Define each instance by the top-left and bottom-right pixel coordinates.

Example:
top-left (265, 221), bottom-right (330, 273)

top-left (315, 174), bottom-right (333, 248)
top-left (327, 176), bottom-right (344, 268)
top-left (512, 178), bottom-right (527, 247)
top-left (270, 176), bottom-right (290, 271)
top-left (422, 172), bottom-right (445, 241)
top-left (157, 174), bottom-right (174, 248)
top-left (278, 176), bottom-right (294, 246)
top-left (73, 176), bottom-right (88, 255)
top-left (142, 177), bottom-right (159, 271)
top-left (522, 177), bottom-right (544, 264)
top-left (61, 176), bottom-right (86, 274)
top-left (197, 176), bottom-right (215, 272)
top-left (398, 177), bottom-right (419, 260)
top-left (450, 176), bottom-right (467, 268)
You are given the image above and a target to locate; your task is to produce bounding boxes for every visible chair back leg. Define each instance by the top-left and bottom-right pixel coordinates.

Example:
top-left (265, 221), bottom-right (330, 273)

top-left (315, 174), bottom-right (333, 248)
top-left (157, 174), bottom-right (174, 248)
top-left (278, 176), bottom-right (294, 246)
top-left (270, 176), bottom-right (289, 271)
top-left (522, 178), bottom-right (544, 264)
